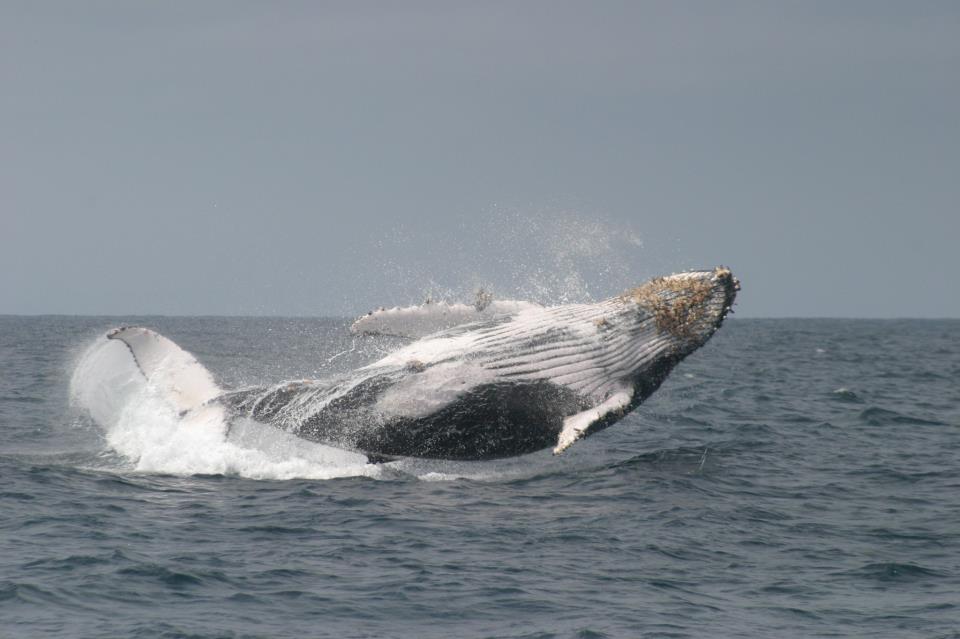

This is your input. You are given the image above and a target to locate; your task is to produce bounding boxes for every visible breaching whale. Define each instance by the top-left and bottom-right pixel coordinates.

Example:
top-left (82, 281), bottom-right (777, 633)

top-left (100, 268), bottom-right (738, 462)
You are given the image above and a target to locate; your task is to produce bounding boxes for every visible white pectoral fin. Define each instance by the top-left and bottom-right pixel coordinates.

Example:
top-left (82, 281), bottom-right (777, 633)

top-left (351, 299), bottom-right (541, 339)
top-left (106, 326), bottom-right (222, 415)
top-left (554, 388), bottom-right (634, 455)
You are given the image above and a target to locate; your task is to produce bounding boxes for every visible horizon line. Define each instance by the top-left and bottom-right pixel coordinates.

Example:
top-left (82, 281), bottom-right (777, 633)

top-left (2, 313), bottom-right (959, 321)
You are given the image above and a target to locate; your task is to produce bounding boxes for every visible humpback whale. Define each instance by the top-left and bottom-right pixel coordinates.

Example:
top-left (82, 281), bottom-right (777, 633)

top-left (100, 268), bottom-right (738, 462)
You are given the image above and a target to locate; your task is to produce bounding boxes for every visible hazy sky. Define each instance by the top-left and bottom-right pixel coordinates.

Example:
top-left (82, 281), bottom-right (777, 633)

top-left (3, 2), bottom-right (958, 317)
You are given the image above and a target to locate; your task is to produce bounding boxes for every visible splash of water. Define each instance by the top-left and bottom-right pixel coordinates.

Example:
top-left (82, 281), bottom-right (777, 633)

top-left (364, 207), bottom-right (661, 308)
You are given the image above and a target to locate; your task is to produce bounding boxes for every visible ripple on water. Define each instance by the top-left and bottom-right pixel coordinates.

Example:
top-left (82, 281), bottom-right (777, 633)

top-left (859, 407), bottom-right (947, 427)
top-left (116, 564), bottom-right (208, 588)
top-left (840, 562), bottom-right (947, 584)
top-left (829, 388), bottom-right (864, 403)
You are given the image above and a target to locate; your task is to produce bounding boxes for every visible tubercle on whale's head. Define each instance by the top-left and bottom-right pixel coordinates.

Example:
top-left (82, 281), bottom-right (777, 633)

top-left (622, 267), bottom-right (739, 351)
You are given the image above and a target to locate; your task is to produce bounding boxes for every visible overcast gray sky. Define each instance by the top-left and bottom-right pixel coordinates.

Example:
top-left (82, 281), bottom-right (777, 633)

top-left (2, 1), bottom-right (958, 317)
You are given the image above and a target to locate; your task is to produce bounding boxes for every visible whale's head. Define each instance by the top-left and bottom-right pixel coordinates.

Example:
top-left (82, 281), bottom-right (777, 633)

top-left (624, 266), bottom-right (739, 357)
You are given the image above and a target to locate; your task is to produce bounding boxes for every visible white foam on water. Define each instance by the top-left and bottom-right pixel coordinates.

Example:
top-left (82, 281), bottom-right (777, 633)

top-left (387, 450), bottom-right (564, 483)
top-left (70, 338), bottom-right (381, 481)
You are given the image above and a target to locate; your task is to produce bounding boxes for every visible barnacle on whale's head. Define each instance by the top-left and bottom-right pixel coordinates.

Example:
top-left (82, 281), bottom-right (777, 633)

top-left (624, 267), bottom-right (739, 349)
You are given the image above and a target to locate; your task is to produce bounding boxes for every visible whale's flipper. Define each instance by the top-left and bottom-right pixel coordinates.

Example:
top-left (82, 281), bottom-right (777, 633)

top-left (106, 326), bottom-right (222, 415)
top-left (351, 298), bottom-right (541, 339)
top-left (554, 387), bottom-right (634, 454)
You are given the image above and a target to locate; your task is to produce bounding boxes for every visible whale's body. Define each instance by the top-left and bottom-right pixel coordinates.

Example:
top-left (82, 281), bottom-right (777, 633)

top-left (102, 268), bottom-right (738, 462)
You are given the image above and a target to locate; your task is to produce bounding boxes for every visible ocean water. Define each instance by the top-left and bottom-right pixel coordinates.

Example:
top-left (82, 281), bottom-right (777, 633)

top-left (1, 316), bottom-right (958, 638)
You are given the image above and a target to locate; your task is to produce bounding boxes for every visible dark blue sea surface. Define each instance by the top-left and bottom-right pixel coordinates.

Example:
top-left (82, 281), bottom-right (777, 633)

top-left (1, 316), bottom-right (958, 638)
